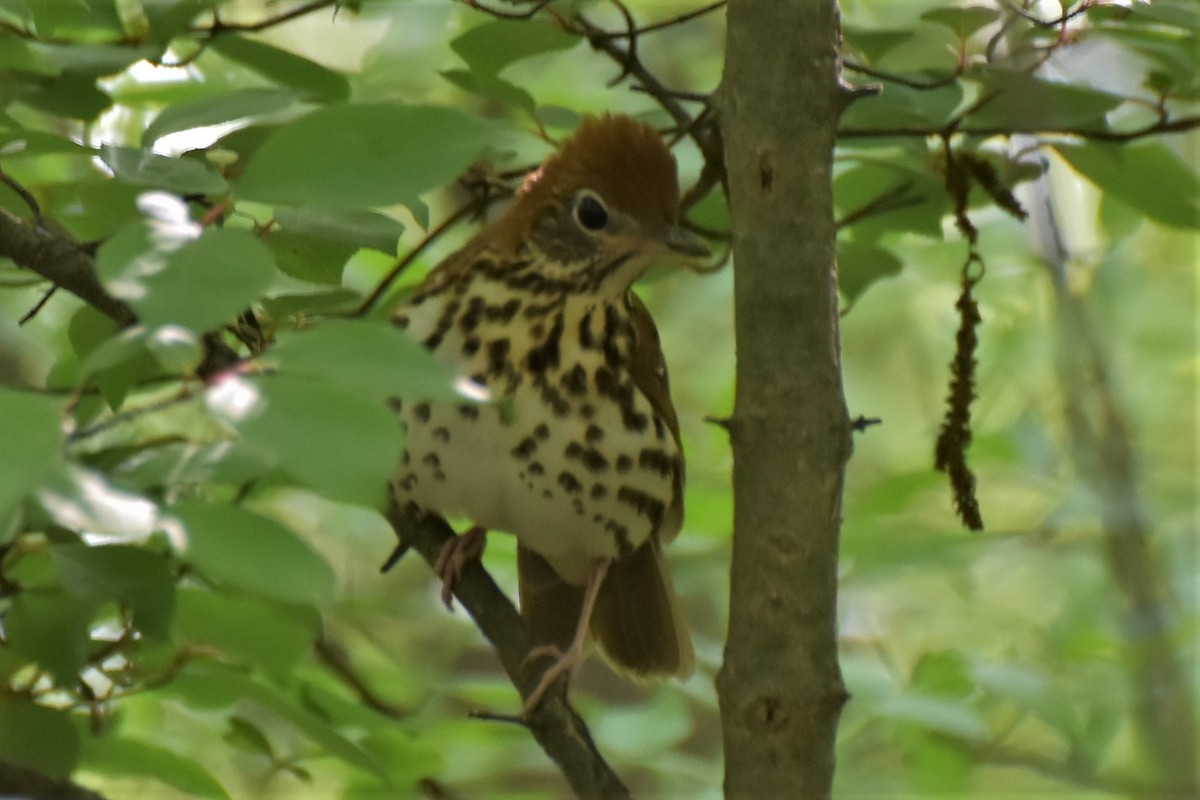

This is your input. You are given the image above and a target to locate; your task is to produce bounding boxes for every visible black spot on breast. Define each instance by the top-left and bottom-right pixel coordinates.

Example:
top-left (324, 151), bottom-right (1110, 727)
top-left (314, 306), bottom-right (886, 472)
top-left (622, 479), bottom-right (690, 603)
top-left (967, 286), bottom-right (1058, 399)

top-left (579, 403), bottom-right (595, 419)
top-left (433, 427), bottom-right (450, 443)
top-left (463, 337), bottom-right (481, 356)
top-left (591, 483), bottom-right (608, 500)
top-left (529, 461), bottom-right (545, 476)
top-left (638, 448), bottom-right (674, 477)
top-left (534, 423), bottom-right (550, 440)
top-left (579, 310), bottom-right (595, 349)
top-left (394, 314), bottom-right (410, 329)
top-left (622, 407), bottom-right (649, 433)
top-left (541, 384), bottom-right (571, 417)
top-left (422, 452), bottom-right (440, 468)
top-left (616, 487), bottom-right (665, 529)
top-left (615, 455), bottom-right (632, 473)
top-left (401, 451), bottom-right (411, 466)
top-left (487, 339), bottom-right (510, 376)
top-left (458, 405), bottom-right (479, 420)
top-left (605, 520), bottom-right (633, 557)
top-left (653, 415), bottom-right (668, 440)
top-left (513, 437), bottom-right (538, 459)
top-left (580, 448), bottom-right (608, 473)
top-left (573, 498), bottom-right (585, 516)
top-left (486, 298), bottom-right (522, 322)
top-left (562, 363), bottom-right (588, 396)
top-left (387, 396), bottom-right (403, 413)
top-left (459, 296), bottom-right (485, 332)
top-left (585, 424), bottom-right (604, 444)
top-left (558, 471), bottom-right (582, 494)
top-left (413, 403), bottom-right (431, 423)
top-left (602, 305), bottom-right (625, 369)
top-left (526, 312), bottom-right (564, 374)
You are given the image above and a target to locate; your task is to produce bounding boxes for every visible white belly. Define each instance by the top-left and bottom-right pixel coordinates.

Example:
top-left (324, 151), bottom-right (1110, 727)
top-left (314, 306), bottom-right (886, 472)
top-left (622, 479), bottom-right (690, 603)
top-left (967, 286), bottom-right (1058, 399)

top-left (390, 283), bottom-right (678, 585)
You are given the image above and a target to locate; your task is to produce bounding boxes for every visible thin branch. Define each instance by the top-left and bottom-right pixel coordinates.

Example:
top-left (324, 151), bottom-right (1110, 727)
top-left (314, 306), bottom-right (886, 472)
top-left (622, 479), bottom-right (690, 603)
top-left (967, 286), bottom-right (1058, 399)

top-left (593, 1), bottom-right (725, 38)
top-left (314, 633), bottom-right (410, 720)
top-left (999, 0), bottom-right (1096, 29)
top-left (192, 0), bottom-right (338, 34)
top-left (838, 114), bottom-right (1200, 142)
top-left (842, 59), bottom-right (960, 90)
top-left (834, 181), bottom-right (921, 229)
top-left (0, 207), bottom-right (136, 327)
top-left (384, 501), bottom-right (630, 800)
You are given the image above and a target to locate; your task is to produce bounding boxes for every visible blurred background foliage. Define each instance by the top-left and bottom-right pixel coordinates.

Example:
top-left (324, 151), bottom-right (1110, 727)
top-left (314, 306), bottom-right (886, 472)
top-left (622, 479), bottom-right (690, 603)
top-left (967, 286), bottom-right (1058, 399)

top-left (0, 0), bottom-right (1195, 797)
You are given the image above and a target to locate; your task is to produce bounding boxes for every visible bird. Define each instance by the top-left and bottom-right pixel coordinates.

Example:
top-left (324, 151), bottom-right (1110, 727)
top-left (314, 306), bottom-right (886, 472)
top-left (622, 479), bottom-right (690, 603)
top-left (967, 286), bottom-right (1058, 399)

top-left (390, 114), bottom-right (704, 711)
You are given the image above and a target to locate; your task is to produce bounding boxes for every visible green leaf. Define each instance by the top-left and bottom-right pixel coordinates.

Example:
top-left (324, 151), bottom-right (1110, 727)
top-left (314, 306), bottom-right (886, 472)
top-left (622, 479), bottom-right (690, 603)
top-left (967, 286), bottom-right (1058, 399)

top-left (236, 104), bottom-right (500, 208)
top-left (174, 587), bottom-right (318, 680)
top-left (171, 662), bottom-right (388, 780)
top-left (210, 35), bottom-right (350, 103)
top-left (80, 735), bottom-right (232, 800)
top-left (144, 87), bottom-right (301, 144)
top-left (76, 326), bottom-right (163, 409)
top-left (172, 500), bottom-right (335, 608)
top-left (921, 5), bottom-right (1001, 38)
top-left (440, 69), bottom-right (536, 114)
top-left (273, 207), bottom-right (404, 254)
top-left (17, 72), bottom-right (111, 120)
top-left (0, 697), bottom-right (81, 779)
top-left (230, 374), bottom-right (403, 508)
top-left (840, 82), bottom-right (964, 130)
top-left (882, 695), bottom-right (988, 741)
top-left (1053, 140), bottom-right (1200, 230)
top-left (98, 223), bottom-right (277, 331)
top-left (224, 715), bottom-right (276, 758)
top-left (269, 319), bottom-right (461, 404)
top-left (266, 230), bottom-right (355, 285)
top-left (450, 18), bottom-right (577, 76)
top-left (0, 387), bottom-right (63, 518)
top-left (50, 543), bottom-right (176, 639)
top-left (966, 68), bottom-right (1124, 131)
top-left (4, 592), bottom-right (95, 686)
top-left (100, 145), bottom-right (228, 194)
top-left (837, 239), bottom-right (903, 307)
top-left (909, 651), bottom-right (973, 698)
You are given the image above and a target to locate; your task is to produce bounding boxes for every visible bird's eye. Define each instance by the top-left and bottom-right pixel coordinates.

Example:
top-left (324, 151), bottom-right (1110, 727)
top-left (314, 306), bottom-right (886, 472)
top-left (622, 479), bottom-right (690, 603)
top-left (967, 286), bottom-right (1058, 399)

top-left (574, 192), bottom-right (609, 231)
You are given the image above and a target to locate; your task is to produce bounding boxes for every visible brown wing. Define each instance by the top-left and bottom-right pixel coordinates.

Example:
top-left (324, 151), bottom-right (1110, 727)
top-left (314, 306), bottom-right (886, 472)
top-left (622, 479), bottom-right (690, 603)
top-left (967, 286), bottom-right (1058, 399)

top-left (627, 290), bottom-right (685, 543)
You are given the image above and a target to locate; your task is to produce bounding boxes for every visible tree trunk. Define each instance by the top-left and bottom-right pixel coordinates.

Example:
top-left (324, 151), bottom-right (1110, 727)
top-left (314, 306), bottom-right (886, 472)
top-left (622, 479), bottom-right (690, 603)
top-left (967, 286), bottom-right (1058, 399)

top-left (715, 1), bottom-right (851, 798)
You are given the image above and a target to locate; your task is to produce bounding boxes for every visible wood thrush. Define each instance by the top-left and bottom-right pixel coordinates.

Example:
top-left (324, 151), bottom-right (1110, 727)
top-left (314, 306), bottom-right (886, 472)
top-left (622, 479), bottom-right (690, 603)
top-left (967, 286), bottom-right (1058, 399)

top-left (390, 115), bottom-right (704, 710)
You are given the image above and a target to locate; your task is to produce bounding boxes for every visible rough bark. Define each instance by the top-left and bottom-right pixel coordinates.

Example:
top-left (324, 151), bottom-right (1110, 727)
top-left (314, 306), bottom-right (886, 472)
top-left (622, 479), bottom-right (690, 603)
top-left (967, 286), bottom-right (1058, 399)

top-left (715, 2), bottom-right (852, 798)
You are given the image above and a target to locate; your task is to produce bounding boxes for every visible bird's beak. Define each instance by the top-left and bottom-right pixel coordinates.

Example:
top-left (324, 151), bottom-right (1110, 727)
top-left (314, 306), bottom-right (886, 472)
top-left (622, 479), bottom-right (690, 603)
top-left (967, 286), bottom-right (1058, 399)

top-left (664, 225), bottom-right (710, 259)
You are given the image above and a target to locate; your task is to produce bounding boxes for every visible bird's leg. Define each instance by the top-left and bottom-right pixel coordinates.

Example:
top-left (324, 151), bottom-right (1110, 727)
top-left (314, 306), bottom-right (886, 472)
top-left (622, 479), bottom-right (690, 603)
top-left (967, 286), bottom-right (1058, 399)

top-left (433, 525), bottom-right (487, 609)
top-left (522, 558), bottom-right (610, 714)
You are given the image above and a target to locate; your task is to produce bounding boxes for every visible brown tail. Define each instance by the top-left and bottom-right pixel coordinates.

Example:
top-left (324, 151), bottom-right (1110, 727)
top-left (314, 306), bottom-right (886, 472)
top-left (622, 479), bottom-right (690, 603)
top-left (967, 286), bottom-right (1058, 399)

top-left (517, 538), bottom-right (693, 679)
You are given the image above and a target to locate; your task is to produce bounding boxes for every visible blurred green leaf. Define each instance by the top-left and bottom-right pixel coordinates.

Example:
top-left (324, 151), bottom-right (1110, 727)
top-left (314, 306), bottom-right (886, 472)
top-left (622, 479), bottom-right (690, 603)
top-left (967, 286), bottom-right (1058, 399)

top-left (268, 319), bottom-right (461, 404)
top-left (80, 735), bottom-right (232, 800)
top-left (1053, 140), bottom-right (1200, 229)
top-left (0, 387), bottom-right (63, 518)
top-left (909, 651), bottom-right (973, 699)
top-left (235, 104), bottom-right (500, 208)
top-left (966, 68), bottom-right (1124, 130)
top-left (210, 34), bottom-right (350, 102)
top-left (171, 662), bottom-right (388, 780)
top-left (144, 87), bottom-right (301, 144)
top-left (837, 239), bottom-right (903, 307)
top-left (50, 543), bottom-right (176, 638)
top-left (174, 587), bottom-right (318, 680)
top-left (840, 82), bottom-right (964, 130)
top-left (173, 500), bottom-right (335, 608)
top-left (440, 69), bottom-right (536, 113)
top-left (231, 374), bottom-right (402, 508)
top-left (4, 591), bottom-right (94, 685)
top-left (882, 695), bottom-right (988, 741)
top-left (0, 697), bottom-right (81, 779)
top-left (98, 224), bottom-right (277, 331)
top-left (273, 207), bottom-right (404, 254)
top-left (224, 715), bottom-right (277, 758)
top-left (921, 5), bottom-right (1000, 38)
top-left (100, 145), bottom-right (228, 194)
top-left (450, 18), bottom-right (577, 76)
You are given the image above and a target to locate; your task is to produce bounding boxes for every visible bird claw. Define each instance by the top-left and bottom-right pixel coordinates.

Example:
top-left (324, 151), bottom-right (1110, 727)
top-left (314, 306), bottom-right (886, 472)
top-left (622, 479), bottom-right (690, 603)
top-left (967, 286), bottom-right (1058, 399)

top-left (433, 526), bottom-right (487, 609)
top-left (522, 643), bottom-right (582, 714)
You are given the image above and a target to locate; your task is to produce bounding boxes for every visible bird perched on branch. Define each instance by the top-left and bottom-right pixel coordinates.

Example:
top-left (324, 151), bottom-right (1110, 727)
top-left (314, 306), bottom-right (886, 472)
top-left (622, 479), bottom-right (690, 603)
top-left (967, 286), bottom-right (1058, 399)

top-left (391, 114), bottom-right (705, 711)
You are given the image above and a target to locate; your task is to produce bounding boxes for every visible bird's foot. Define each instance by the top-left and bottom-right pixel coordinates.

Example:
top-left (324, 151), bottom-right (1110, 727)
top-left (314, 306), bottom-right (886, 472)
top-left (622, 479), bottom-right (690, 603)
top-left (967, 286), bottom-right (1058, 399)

top-left (522, 642), bottom-right (583, 714)
top-left (433, 525), bottom-right (487, 609)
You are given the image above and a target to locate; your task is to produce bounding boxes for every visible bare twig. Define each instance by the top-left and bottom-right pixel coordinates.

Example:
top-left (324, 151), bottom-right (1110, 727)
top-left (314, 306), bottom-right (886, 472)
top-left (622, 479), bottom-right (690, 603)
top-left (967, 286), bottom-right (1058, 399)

top-left (839, 114), bottom-right (1200, 142)
top-left (193, 0), bottom-right (338, 34)
top-left (314, 633), bottom-right (410, 719)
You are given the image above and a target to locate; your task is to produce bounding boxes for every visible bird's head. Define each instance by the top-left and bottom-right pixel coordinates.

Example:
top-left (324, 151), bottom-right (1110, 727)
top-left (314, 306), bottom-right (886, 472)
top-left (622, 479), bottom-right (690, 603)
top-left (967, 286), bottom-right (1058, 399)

top-left (490, 115), bottom-right (708, 298)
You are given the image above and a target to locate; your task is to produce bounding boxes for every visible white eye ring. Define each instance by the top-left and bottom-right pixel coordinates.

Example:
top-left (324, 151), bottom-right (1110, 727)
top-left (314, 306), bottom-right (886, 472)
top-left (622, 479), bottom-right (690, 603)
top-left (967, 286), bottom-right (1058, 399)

top-left (573, 190), bottom-right (609, 231)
